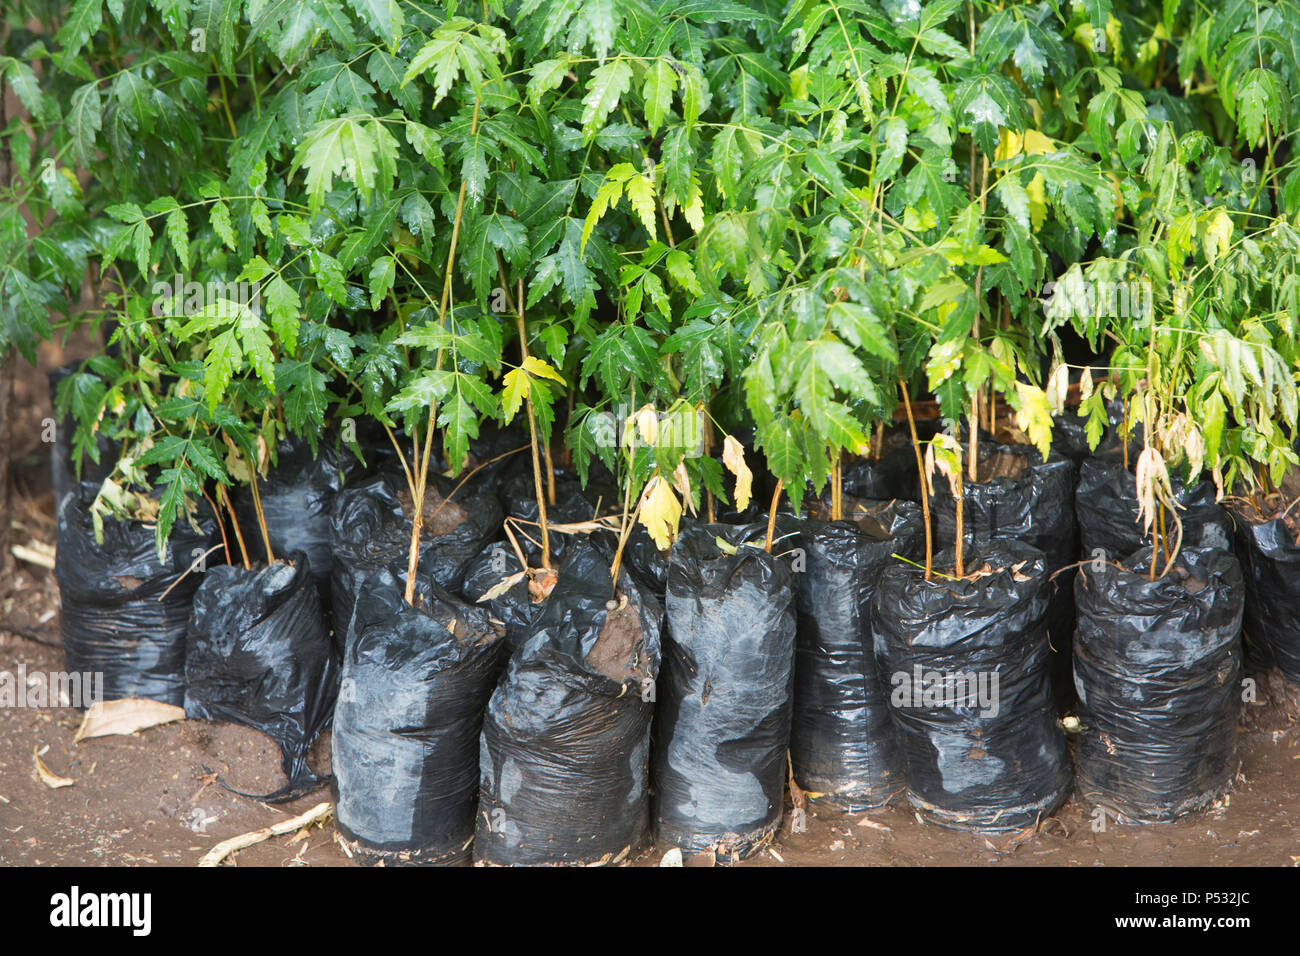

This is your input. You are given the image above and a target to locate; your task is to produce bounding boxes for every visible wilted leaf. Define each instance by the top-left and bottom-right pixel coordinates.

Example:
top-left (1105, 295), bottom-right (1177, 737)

top-left (638, 474), bottom-right (682, 550)
top-left (33, 747), bottom-right (74, 789)
top-left (74, 698), bottom-right (187, 742)
top-left (722, 434), bottom-right (753, 510)
top-left (476, 570), bottom-right (526, 603)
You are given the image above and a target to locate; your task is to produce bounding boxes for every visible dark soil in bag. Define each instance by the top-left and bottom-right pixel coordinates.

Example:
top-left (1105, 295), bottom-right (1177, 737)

top-left (782, 499), bottom-right (924, 811)
top-left (930, 443), bottom-right (1078, 705)
top-left (230, 436), bottom-right (356, 601)
top-left (1230, 499), bottom-right (1300, 680)
top-left (476, 540), bottom-right (662, 866)
top-left (1075, 457), bottom-right (1232, 560)
top-left (332, 565), bottom-right (507, 865)
top-left (330, 472), bottom-right (502, 652)
top-left (872, 539), bottom-right (1072, 831)
top-left (653, 522), bottom-right (797, 859)
top-left (184, 554), bottom-right (337, 802)
top-left (56, 483), bottom-right (223, 706)
top-left (1073, 546), bottom-right (1244, 823)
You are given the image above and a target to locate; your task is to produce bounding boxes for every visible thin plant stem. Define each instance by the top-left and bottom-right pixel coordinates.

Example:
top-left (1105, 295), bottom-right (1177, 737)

top-left (900, 379), bottom-right (933, 580)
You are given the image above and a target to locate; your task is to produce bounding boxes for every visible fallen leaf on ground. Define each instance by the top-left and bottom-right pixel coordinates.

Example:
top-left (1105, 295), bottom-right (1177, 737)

top-left (33, 747), bottom-right (73, 789)
top-left (857, 816), bottom-right (891, 832)
top-left (74, 698), bottom-right (186, 743)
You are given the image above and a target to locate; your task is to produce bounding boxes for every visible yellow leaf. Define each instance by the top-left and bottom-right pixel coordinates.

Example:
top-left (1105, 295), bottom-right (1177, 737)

top-left (638, 474), bottom-right (682, 551)
top-left (476, 570), bottom-right (527, 603)
top-left (1027, 173), bottom-right (1048, 231)
top-left (1203, 208), bottom-right (1233, 265)
top-left (500, 367), bottom-right (528, 423)
top-left (995, 129), bottom-right (1023, 161)
top-left (1045, 363), bottom-right (1070, 415)
top-left (673, 461), bottom-right (695, 516)
top-left (624, 172), bottom-right (658, 240)
top-left (521, 355), bottom-right (567, 385)
top-left (721, 434), bottom-right (753, 510)
top-left (634, 404), bottom-right (659, 445)
top-left (1014, 382), bottom-right (1054, 460)
top-left (925, 433), bottom-right (963, 498)
top-left (1022, 129), bottom-right (1055, 155)
top-left (682, 175), bottom-right (704, 232)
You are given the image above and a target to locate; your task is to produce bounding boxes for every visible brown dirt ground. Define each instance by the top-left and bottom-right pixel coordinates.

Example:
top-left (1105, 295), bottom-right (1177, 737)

top-left (3, 344), bottom-right (1300, 868)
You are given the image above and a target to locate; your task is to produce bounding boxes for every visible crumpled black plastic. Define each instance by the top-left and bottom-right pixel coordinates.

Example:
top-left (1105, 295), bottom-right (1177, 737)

top-left (459, 538), bottom-right (567, 651)
top-left (872, 539), bottom-right (1072, 831)
top-left (1073, 546), bottom-right (1243, 823)
top-left (781, 499), bottom-right (923, 810)
top-left (1075, 458), bottom-right (1232, 560)
top-left (330, 472), bottom-right (502, 651)
top-left (231, 436), bottom-right (356, 600)
top-left (184, 555), bottom-right (338, 802)
top-left (332, 564), bottom-right (507, 865)
top-left (56, 483), bottom-right (222, 706)
top-left (476, 540), bottom-right (662, 866)
top-left (653, 522), bottom-right (797, 859)
top-left (1232, 509), bottom-right (1300, 680)
top-left (930, 443), bottom-right (1077, 576)
top-left (591, 524), bottom-right (670, 598)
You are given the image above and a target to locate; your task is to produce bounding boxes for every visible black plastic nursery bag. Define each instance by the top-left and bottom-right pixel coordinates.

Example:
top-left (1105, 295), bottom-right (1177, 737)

top-left (184, 554), bottom-right (338, 801)
top-left (332, 565), bottom-right (507, 864)
top-left (1072, 546), bottom-right (1244, 823)
top-left (782, 499), bottom-right (923, 810)
top-left (1075, 458), bottom-right (1231, 560)
top-left (653, 522), bottom-right (797, 859)
top-left (56, 483), bottom-right (222, 706)
top-left (1232, 510), bottom-right (1300, 680)
top-left (330, 472), bottom-right (502, 650)
top-left (476, 540), bottom-right (662, 866)
top-left (231, 436), bottom-right (355, 597)
top-left (872, 539), bottom-right (1072, 831)
top-left (459, 537), bottom-right (566, 651)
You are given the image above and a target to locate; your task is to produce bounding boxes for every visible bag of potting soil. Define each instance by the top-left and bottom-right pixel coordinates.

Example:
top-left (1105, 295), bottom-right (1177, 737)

top-left (1075, 457), bottom-right (1232, 560)
top-left (930, 443), bottom-right (1077, 578)
top-left (332, 564), bottom-right (507, 865)
top-left (783, 499), bottom-right (923, 810)
top-left (56, 483), bottom-right (222, 706)
top-left (1231, 506), bottom-right (1300, 680)
top-left (653, 523), bottom-right (797, 859)
top-left (1073, 546), bottom-right (1244, 823)
top-left (184, 554), bottom-right (338, 801)
top-left (231, 436), bottom-right (356, 599)
top-left (476, 540), bottom-right (662, 866)
top-left (929, 442), bottom-right (1078, 703)
top-left (872, 539), bottom-right (1072, 831)
top-left (330, 472), bottom-right (503, 651)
